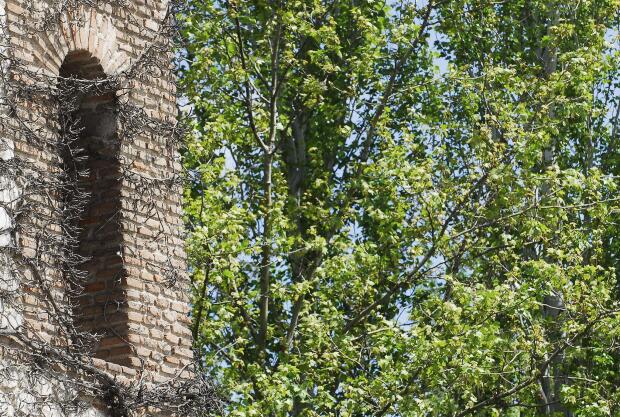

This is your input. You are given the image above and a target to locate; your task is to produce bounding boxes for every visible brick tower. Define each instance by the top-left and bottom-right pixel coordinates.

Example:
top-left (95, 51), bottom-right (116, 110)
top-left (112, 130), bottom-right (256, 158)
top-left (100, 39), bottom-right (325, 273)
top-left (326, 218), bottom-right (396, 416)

top-left (0, 0), bottom-right (200, 415)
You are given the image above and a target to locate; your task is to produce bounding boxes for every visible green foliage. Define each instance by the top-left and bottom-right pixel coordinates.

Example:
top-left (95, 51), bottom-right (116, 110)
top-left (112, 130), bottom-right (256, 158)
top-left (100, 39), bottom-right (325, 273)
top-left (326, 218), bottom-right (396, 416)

top-left (178, 0), bottom-right (620, 415)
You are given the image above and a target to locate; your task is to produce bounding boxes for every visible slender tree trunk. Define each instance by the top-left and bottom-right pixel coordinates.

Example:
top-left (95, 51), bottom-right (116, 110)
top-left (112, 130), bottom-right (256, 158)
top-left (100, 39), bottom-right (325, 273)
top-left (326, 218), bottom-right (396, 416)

top-left (258, 14), bottom-right (282, 363)
top-left (192, 262), bottom-right (211, 341)
top-left (258, 150), bottom-right (274, 361)
top-left (537, 3), bottom-right (572, 415)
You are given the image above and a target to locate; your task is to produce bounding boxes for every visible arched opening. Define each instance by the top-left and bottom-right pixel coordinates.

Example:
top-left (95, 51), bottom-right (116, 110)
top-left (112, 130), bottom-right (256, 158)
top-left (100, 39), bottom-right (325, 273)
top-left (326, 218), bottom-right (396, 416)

top-left (59, 51), bottom-right (128, 364)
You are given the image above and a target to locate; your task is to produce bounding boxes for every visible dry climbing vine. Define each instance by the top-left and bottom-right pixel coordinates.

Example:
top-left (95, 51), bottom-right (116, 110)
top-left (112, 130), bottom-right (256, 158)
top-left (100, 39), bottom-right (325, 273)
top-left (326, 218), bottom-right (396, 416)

top-left (0, 1), bottom-right (221, 416)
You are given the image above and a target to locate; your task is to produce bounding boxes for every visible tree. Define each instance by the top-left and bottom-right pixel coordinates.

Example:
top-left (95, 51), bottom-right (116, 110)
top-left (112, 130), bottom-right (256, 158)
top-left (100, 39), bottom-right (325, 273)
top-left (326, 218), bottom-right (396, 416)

top-left (178, 0), bottom-right (620, 415)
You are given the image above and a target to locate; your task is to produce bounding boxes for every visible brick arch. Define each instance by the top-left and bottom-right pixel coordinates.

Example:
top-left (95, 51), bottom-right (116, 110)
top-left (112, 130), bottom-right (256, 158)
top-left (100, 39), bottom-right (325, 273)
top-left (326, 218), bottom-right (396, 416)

top-left (30, 6), bottom-right (130, 77)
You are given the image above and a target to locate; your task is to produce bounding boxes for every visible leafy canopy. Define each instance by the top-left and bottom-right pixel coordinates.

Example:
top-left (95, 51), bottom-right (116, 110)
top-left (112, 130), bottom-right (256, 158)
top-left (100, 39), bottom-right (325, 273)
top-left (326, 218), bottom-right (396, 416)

top-left (179, 0), bottom-right (620, 415)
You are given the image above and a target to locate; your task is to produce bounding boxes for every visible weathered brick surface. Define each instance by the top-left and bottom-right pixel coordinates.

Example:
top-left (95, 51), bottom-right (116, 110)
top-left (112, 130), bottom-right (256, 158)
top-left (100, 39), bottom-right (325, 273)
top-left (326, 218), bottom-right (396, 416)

top-left (0, 0), bottom-right (194, 415)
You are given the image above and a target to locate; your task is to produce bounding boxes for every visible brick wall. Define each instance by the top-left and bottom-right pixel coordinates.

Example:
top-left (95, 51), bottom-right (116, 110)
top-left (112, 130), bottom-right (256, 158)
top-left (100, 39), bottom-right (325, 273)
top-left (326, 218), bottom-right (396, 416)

top-left (0, 0), bottom-right (195, 415)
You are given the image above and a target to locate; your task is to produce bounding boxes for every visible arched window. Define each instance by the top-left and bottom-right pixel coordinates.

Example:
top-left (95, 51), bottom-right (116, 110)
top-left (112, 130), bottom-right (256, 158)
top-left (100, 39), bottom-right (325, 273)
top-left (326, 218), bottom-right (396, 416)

top-left (59, 51), bottom-right (128, 363)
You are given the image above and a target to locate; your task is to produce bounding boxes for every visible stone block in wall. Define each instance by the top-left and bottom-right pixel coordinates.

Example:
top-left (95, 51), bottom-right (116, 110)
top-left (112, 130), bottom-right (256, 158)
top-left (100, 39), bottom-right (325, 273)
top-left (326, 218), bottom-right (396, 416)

top-left (0, 359), bottom-right (107, 417)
